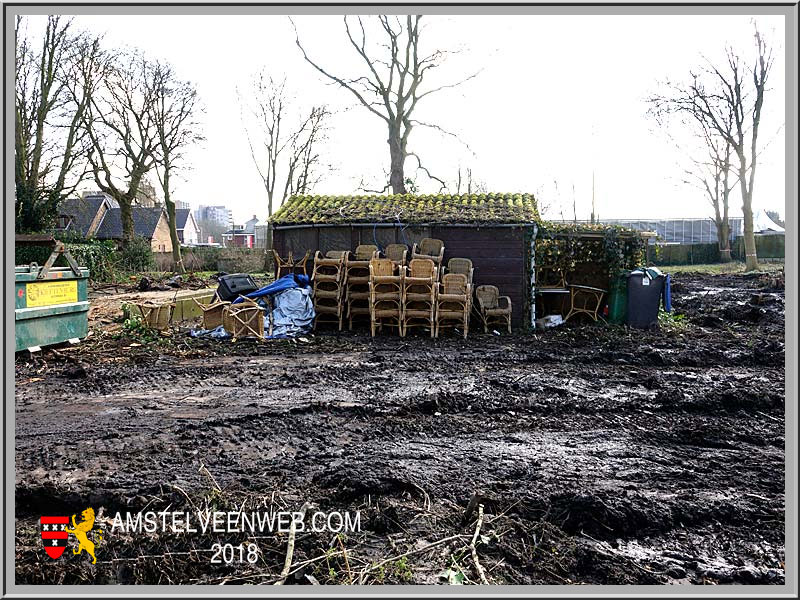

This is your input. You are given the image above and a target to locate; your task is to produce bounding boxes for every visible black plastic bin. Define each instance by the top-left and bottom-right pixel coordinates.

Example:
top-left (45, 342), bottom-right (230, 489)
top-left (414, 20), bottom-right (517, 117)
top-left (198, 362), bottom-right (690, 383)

top-left (216, 273), bottom-right (258, 302)
top-left (626, 272), bottom-right (665, 328)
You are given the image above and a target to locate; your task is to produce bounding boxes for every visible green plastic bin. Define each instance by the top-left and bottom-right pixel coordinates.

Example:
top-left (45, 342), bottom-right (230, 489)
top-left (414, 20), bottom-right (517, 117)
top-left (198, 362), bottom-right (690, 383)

top-left (15, 263), bottom-right (90, 352)
top-left (606, 274), bottom-right (628, 325)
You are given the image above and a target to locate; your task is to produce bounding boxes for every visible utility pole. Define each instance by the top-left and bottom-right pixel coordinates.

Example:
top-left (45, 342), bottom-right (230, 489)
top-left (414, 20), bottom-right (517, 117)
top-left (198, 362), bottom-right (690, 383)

top-left (590, 170), bottom-right (596, 225)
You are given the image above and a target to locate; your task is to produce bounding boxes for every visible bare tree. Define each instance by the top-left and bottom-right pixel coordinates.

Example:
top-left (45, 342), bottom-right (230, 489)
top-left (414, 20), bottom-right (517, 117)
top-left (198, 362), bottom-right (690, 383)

top-left (83, 50), bottom-right (161, 243)
top-left (453, 166), bottom-right (487, 195)
top-left (690, 120), bottom-right (736, 262)
top-left (239, 73), bottom-right (330, 250)
top-left (651, 96), bottom-right (738, 261)
top-left (152, 62), bottom-right (204, 273)
top-left (650, 23), bottom-right (775, 270)
top-left (292, 15), bottom-right (478, 194)
top-left (15, 16), bottom-right (97, 232)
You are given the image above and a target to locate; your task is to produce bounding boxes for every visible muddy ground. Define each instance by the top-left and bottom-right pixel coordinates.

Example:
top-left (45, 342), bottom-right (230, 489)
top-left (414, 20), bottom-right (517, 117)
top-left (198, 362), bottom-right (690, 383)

top-left (14, 270), bottom-right (785, 585)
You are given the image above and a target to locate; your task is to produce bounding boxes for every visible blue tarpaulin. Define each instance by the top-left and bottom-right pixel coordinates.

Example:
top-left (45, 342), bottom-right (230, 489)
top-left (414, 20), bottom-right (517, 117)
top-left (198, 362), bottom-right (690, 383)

top-left (232, 274), bottom-right (311, 303)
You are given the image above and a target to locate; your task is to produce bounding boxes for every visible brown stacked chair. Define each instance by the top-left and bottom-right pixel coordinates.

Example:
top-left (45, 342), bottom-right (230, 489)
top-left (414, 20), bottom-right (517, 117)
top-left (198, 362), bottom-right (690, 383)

top-left (445, 257), bottom-right (474, 285)
top-left (369, 258), bottom-right (403, 336)
top-left (312, 250), bottom-right (347, 330)
top-left (385, 243), bottom-right (408, 268)
top-left (474, 285), bottom-right (512, 334)
top-left (345, 245), bottom-right (379, 329)
top-left (411, 238), bottom-right (445, 273)
top-left (435, 273), bottom-right (471, 338)
top-left (272, 249), bottom-right (311, 279)
top-left (401, 258), bottom-right (437, 337)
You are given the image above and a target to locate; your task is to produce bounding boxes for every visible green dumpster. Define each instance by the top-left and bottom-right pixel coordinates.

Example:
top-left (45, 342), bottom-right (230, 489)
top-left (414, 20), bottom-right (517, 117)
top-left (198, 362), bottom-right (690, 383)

top-left (15, 242), bottom-right (90, 352)
top-left (606, 274), bottom-right (628, 325)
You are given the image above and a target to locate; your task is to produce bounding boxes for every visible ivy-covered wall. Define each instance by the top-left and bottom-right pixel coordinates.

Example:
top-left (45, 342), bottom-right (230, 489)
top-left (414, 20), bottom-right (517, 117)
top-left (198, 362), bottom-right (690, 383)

top-left (535, 222), bottom-right (647, 283)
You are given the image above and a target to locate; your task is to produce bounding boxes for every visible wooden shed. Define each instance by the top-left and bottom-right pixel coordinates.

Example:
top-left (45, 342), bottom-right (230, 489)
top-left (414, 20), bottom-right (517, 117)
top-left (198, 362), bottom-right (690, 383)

top-left (270, 194), bottom-right (539, 329)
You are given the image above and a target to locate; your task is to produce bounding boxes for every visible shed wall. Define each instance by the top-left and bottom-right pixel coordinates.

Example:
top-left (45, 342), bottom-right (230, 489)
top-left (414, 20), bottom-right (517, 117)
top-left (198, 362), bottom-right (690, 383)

top-left (273, 224), bottom-right (530, 329)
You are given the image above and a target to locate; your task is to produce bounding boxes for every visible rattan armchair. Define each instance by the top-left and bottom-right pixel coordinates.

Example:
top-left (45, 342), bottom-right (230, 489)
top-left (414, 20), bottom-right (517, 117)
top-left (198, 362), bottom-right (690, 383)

top-left (411, 238), bottom-right (445, 271)
top-left (474, 285), bottom-right (512, 334)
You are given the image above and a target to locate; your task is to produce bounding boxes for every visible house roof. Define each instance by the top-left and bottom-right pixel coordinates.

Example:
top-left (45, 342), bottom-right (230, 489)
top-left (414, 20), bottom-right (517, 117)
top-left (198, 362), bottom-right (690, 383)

top-left (271, 193), bottom-right (540, 226)
top-left (58, 197), bottom-right (108, 235)
top-left (95, 207), bottom-right (165, 240)
top-left (175, 208), bottom-right (192, 230)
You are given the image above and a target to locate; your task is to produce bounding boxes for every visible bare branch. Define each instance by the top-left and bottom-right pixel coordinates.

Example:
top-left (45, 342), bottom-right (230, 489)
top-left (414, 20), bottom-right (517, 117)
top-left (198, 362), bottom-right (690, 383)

top-left (292, 15), bottom-right (479, 194)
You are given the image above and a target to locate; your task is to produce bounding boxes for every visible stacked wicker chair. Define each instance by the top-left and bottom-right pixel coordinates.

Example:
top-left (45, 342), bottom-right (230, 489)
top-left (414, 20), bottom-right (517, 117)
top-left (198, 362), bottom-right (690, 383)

top-left (435, 273), bottom-right (471, 338)
top-left (445, 257), bottom-right (474, 285)
top-left (345, 245), bottom-right (379, 329)
top-left (312, 250), bottom-right (347, 330)
top-left (272, 249), bottom-right (311, 279)
top-left (411, 238), bottom-right (445, 272)
top-left (369, 257), bottom-right (404, 336)
top-left (384, 244), bottom-right (408, 268)
top-left (402, 258), bottom-right (438, 337)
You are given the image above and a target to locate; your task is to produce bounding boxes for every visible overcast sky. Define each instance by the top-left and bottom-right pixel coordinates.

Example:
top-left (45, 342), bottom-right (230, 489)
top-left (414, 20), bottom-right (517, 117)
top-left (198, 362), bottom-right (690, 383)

top-left (21, 12), bottom-right (787, 223)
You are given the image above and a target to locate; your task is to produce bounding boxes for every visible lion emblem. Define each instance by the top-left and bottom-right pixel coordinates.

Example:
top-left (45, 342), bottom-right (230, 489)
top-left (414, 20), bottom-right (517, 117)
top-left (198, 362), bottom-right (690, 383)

top-left (65, 508), bottom-right (101, 564)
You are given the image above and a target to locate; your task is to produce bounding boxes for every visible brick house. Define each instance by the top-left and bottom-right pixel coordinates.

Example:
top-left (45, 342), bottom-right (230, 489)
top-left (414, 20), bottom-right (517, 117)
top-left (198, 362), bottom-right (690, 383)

top-left (57, 194), bottom-right (173, 252)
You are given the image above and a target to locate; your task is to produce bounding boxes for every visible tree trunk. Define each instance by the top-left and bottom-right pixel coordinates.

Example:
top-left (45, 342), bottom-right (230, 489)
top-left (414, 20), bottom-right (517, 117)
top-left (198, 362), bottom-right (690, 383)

top-left (718, 219), bottom-right (731, 262)
top-left (265, 194), bottom-right (274, 274)
top-left (741, 194), bottom-right (758, 270)
top-left (737, 162), bottom-right (758, 271)
top-left (119, 195), bottom-right (135, 244)
top-left (119, 169), bottom-right (147, 243)
top-left (388, 126), bottom-right (406, 194)
top-left (163, 171), bottom-right (184, 273)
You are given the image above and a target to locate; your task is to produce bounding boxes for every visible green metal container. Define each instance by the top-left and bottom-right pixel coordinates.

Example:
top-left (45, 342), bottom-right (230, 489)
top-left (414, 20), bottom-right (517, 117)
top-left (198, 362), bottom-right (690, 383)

top-left (606, 274), bottom-right (628, 325)
top-left (15, 264), bottom-right (90, 352)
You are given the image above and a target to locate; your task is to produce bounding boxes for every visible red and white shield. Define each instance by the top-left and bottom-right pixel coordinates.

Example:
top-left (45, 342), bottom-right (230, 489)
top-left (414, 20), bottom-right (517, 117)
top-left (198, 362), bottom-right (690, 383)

top-left (40, 516), bottom-right (69, 559)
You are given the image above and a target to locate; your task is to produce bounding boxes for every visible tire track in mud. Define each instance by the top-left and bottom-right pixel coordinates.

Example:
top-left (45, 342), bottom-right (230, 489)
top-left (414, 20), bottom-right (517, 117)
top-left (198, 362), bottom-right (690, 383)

top-left (14, 271), bottom-right (785, 584)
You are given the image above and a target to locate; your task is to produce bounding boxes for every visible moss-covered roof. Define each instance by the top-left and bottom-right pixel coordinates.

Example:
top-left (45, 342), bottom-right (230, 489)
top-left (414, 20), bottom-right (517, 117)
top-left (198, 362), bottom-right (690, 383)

top-left (271, 193), bottom-right (539, 226)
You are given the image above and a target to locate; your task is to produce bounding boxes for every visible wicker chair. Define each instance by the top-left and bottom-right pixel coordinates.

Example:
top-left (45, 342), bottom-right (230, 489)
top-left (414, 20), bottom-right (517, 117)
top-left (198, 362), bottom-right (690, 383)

top-left (192, 292), bottom-right (231, 330)
top-left (223, 297), bottom-right (265, 339)
top-left (474, 285), bottom-right (512, 334)
top-left (411, 238), bottom-right (445, 271)
top-left (385, 243), bottom-right (408, 267)
top-left (445, 257), bottom-right (474, 284)
top-left (564, 284), bottom-right (607, 322)
top-left (272, 249), bottom-right (311, 279)
top-left (345, 246), bottom-right (378, 330)
top-left (435, 273), bottom-right (471, 338)
top-left (402, 258), bottom-right (437, 337)
top-left (134, 301), bottom-right (174, 332)
top-left (312, 251), bottom-right (347, 330)
top-left (369, 258), bottom-right (403, 336)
